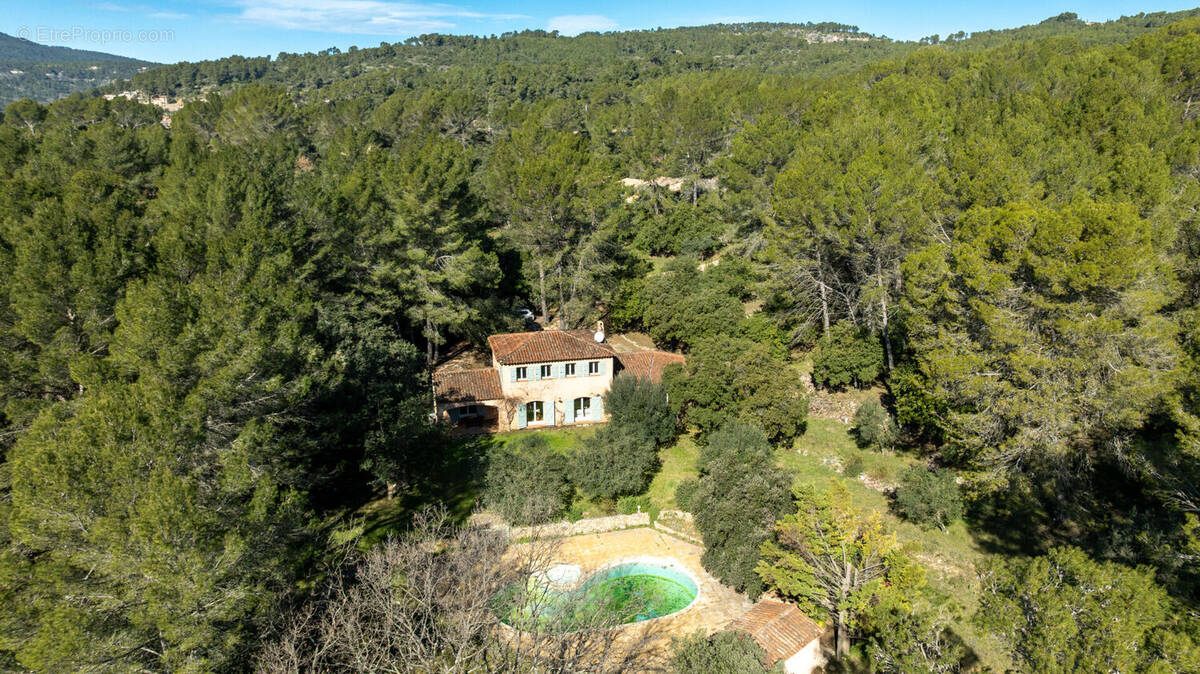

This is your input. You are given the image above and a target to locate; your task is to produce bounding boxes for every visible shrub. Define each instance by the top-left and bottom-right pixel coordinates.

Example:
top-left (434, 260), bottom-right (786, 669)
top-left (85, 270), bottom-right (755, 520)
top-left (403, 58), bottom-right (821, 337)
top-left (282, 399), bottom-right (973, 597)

top-left (565, 504), bottom-right (585, 522)
top-left (674, 478), bottom-right (701, 512)
top-left (894, 467), bottom-right (963, 530)
top-left (842, 454), bottom-right (865, 478)
top-left (852, 400), bottom-right (898, 451)
top-left (867, 464), bottom-right (895, 483)
top-left (691, 423), bottom-right (791, 597)
top-left (670, 630), bottom-right (770, 674)
top-left (889, 363), bottom-right (948, 443)
top-left (616, 494), bottom-right (648, 514)
top-left (738, 313), bottom-right (789, 360)
top-left (484, 436), bottom-right (573, 525)
top-left (642, 265), bottom-right (746, 351)
top-left (608, 279), bottom-right (646, 332)
top-left (665, 335), bottom-right (808, 446)
top-left (616, 494), bottom-right (658, 520)
top-left (570, 424), bottom-right (658, 500)
top-left (811, 323), bottom-right (884, 390)
top-left (605, 373), bottom-right (677, 446)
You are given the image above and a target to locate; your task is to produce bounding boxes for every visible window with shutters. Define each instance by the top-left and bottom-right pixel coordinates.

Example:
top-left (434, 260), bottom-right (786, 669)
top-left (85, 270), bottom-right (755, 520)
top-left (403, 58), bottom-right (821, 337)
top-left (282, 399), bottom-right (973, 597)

top-left (564, 362), bottom-right (576, 376)
top-left (515, 366), bottom-right (528, 380)
top-left (588, 361), bottom-right (600, 375)
top-left (540, 364), bottom-right (552, 378)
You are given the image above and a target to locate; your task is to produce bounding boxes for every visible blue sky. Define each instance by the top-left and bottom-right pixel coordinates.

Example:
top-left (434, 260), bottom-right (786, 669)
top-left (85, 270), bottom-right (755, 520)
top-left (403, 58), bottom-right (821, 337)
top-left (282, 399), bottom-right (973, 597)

top-left (6, 1), bottom-right (1199, 63)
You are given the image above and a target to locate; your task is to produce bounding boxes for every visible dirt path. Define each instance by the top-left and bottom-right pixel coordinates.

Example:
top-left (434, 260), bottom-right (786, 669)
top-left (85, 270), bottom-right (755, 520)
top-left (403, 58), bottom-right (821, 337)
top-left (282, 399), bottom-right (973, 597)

top-left (606, 332), bottom-right (657, 352)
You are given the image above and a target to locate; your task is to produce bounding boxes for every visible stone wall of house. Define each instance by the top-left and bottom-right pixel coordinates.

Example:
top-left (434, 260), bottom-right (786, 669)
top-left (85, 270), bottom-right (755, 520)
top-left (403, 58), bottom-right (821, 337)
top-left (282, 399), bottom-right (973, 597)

top-left (501, 512), bottom-right (649, 540)
top-left (494, 357), bottom-right (615, 430)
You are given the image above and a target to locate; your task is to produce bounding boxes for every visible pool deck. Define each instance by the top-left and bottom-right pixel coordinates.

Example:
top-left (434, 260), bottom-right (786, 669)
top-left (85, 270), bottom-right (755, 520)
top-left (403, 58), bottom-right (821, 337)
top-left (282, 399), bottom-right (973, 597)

top-left (509, 527), bottom-right (754, 669)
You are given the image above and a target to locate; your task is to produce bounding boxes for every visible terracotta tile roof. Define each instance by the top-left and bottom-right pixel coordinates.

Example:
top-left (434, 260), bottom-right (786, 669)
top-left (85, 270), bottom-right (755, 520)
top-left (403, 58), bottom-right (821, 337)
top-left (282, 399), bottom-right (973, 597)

top-left (615, 350), bottom-right (686, 381)
top-left (433, 368), bottom-right (502, 403)
top-left (727, 599), bottom-right (823, 666)
top-left (487, 330), bottom-right (615, 365)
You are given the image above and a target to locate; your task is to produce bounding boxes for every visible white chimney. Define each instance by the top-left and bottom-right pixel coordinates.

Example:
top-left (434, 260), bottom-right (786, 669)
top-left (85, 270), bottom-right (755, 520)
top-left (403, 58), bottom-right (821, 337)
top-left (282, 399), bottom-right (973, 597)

top-left (594, 320), bottom-right (605, 343)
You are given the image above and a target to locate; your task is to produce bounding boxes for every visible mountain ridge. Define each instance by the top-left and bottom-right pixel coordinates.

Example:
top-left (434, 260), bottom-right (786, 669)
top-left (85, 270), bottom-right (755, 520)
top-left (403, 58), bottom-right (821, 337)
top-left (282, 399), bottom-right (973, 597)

top-left (0, 32), bottom-right (155, 107)
top-left (0, 31), bottom-right (149, 63)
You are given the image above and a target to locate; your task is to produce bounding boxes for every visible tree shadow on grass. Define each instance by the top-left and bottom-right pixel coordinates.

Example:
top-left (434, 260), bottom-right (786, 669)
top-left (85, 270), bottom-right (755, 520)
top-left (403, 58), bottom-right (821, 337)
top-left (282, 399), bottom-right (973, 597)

top-left (357, 433), bottom-right (499, 547)
top-left (963, 477), bottom-right (1054, 559)
top-left (962, 447), bottom-right (1180, 562)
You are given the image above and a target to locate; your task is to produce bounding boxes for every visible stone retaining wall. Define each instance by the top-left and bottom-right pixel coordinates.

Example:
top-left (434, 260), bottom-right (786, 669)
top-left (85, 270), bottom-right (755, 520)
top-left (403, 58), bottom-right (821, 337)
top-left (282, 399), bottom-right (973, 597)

top-left (654, 510), bottom-right (702, 544)
top-left (659, 509), bottom-right (693, 522)
top-left (502, 512), bottom-right (650, 540)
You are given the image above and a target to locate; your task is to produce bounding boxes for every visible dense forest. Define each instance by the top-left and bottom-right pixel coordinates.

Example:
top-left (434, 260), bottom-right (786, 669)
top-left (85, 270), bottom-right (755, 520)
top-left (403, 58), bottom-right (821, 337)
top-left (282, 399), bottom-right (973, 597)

top-left (109, 10), bottom-right (1200, 101)
top-left (2, 8), bottom-right (1200, 672)
top-left (0, 33), bottom-right (154, 107)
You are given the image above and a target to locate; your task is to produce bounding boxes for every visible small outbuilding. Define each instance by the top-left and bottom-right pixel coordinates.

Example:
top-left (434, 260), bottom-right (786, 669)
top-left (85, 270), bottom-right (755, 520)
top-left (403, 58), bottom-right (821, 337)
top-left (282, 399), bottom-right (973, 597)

top-left (726, 599), bottom-right (826, 674)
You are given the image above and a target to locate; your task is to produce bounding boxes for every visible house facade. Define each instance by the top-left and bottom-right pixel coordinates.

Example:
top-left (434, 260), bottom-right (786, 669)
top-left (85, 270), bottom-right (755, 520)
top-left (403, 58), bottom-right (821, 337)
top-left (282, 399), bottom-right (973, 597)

top-left (433, 325), bottom-right (684, 432)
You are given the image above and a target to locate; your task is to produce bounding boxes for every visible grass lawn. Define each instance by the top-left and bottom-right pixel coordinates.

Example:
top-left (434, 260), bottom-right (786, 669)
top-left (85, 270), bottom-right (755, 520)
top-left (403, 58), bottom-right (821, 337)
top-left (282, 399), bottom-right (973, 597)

top-left (493, 424), bottom-right (597, 452)
top-left (646, 434), bottom-right (701, 510)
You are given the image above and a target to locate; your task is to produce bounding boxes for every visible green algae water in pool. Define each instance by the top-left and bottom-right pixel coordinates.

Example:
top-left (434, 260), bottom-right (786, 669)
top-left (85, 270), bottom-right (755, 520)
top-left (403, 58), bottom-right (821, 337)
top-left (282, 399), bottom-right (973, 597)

top-left (499, 560), bottom-right (698, 631)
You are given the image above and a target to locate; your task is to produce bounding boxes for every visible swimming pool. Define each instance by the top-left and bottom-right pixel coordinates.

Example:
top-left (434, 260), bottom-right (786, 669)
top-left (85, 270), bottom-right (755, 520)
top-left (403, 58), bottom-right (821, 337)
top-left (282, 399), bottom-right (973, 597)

top-left (498, 559), bottom-right (699, 631)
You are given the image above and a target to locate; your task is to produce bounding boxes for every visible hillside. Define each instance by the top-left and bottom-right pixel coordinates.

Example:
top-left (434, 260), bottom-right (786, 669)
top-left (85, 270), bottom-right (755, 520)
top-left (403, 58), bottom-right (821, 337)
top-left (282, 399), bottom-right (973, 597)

top-left (0, 32), bottom-right (155, 106)
top-left (109, 9), bottom-right (1200, 107)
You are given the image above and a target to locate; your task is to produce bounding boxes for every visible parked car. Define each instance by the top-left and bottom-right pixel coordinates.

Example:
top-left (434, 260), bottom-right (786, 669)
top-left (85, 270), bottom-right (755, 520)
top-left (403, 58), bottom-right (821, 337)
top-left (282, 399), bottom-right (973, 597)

top-left (517, 308), bottom-right (535, 322)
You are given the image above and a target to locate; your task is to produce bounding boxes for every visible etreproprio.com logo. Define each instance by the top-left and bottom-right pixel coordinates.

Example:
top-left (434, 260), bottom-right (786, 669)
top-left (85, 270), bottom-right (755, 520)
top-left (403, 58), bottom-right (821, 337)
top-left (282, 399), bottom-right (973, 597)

top-left (17, 25), bottom-right (174, 45)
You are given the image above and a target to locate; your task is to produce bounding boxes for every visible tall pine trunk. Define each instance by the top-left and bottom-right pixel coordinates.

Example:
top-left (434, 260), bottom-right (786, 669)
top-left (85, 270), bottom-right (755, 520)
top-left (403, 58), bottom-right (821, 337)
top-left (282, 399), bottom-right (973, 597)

top-left (817, 247), bottom-right (830, 335)
top-left (877, 255), bottom-right (894, 371)
top-left (837, 560), bottom-right (852, 660)
top-left (537, 259), bottom-right (548, 324)
top-left (557, 264), bottom-right (566, 329)
top-left (425, 318), bottom-right (434, 365)
top-left (836, 608), bottom-right (850, 660)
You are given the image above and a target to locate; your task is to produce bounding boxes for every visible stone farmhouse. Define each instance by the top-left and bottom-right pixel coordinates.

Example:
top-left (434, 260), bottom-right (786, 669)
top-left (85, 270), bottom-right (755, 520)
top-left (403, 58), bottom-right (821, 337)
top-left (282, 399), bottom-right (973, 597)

top-left (433, 324), bottom-right (684, 432)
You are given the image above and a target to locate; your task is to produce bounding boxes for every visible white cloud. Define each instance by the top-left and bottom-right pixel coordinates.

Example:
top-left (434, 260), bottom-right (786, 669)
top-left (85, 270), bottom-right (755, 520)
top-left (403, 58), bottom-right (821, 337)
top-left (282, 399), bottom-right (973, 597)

top-left (95, 3), bottom-right (190, 19)
top-left (546, 14), bottom-right (617, 36)
top-left (703, 16), bottom-right (760, 24)
top-left (234, 0), bottom-right (525, 35)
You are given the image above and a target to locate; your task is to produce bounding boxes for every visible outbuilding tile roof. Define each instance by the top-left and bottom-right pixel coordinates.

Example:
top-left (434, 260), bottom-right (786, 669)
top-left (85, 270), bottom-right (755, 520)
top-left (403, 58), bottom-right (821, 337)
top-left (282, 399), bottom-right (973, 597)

top-left (615, 350), bottom-right (686, 381)
top-left (727, 599), bottom-right (823, 666)
top-left (487, 330), bottom-right (615, 365)
top-left (433, 368), bottom-right (502, 403)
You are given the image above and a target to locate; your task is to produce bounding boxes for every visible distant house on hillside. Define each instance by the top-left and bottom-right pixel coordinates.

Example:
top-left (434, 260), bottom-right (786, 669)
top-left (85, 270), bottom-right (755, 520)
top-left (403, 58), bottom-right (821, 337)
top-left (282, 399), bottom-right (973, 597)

top-left (433, 323), bottom-right (684, 432)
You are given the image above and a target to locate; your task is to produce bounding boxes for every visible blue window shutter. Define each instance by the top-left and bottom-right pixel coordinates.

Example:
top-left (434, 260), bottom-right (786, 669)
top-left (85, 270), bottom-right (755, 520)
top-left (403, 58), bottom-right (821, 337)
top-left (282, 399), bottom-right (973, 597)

top-left (517, 403), bottom-right (527, 429)
top-left (547, 399), bottom-right (556, 426)
top-left (591, 395), bottom-right (603, 420)
top-left (532, 365), bottom-right (541, 381)
top-left (557, 363), bottom-right (565, 378)
top-left (565, 399), bottom-right (574, 424)
top-left (510, 367), bottom-right (517, 383)
top-left (598, 359), bottom-right (606, 375)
